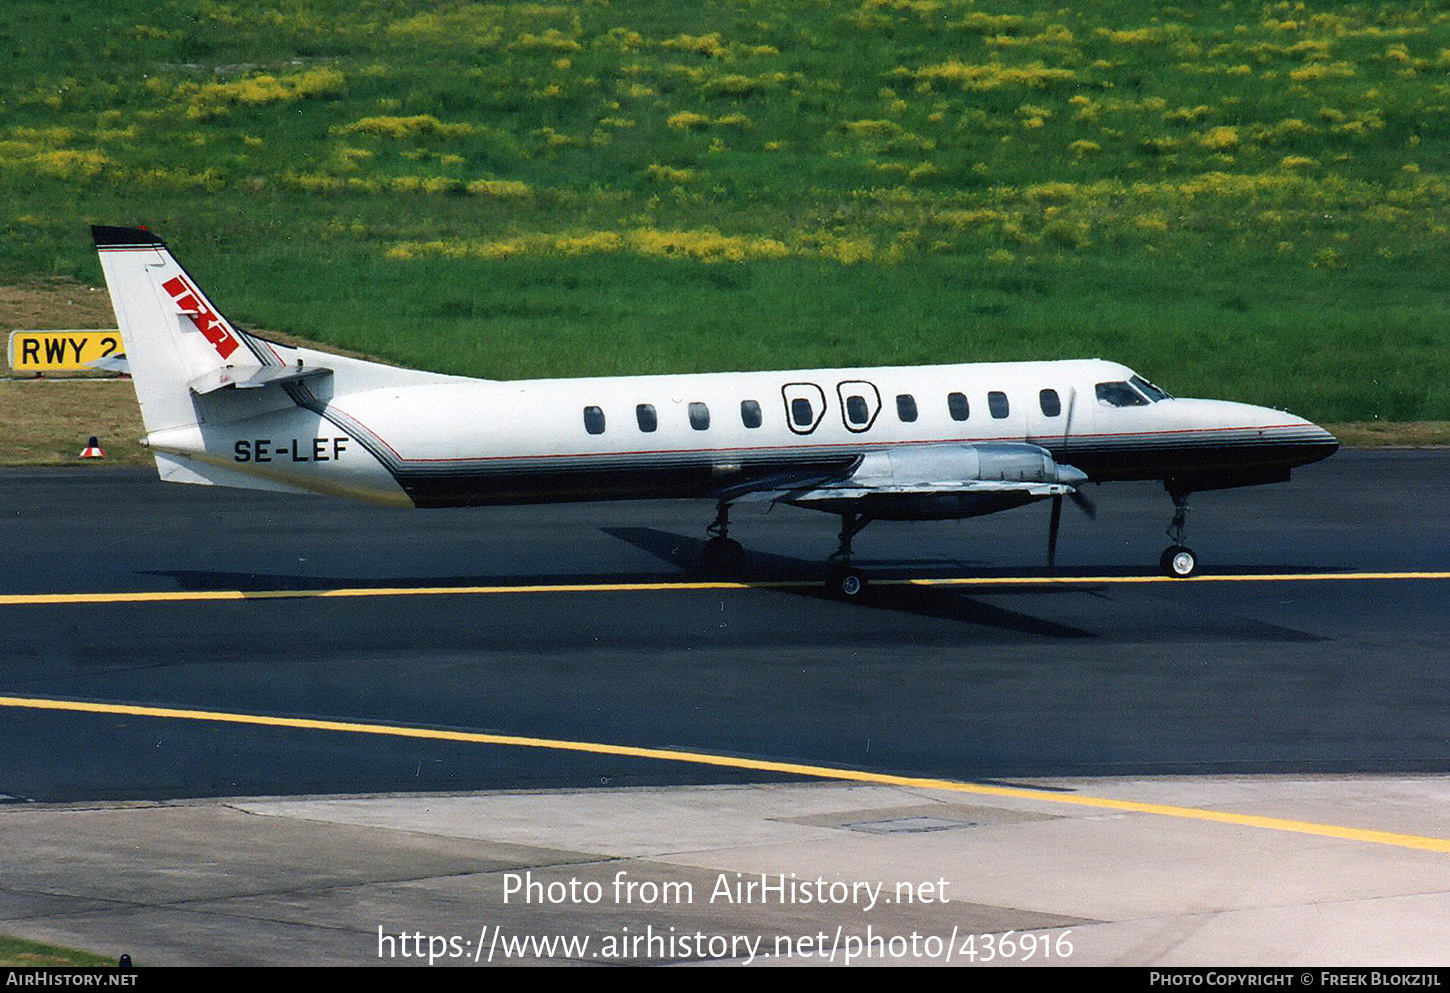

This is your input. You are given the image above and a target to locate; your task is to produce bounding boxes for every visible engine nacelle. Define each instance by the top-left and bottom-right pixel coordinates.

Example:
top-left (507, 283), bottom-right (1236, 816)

top-left (851, 442), bottom-right (1084, 487)
top-left (789, 443), bottom-right (1088, 521)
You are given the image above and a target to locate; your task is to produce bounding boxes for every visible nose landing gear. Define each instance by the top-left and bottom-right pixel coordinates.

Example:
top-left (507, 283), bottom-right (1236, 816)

top-left (1161, 486), bottom-right (1198, 577)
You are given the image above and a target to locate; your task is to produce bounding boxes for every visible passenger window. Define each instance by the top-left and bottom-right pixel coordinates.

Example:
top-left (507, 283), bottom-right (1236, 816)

top-left (741, 399), bottom-right (762, 428)
top-left (896, 394), bottom-right (918, 422)
top-left (583, 406), bottom-right (605, 435)
top-left (791, 398), bottom-right (814, 427)
top-left (689, 402), bottom-right (710, 430)
top-left (846, 395), bottom-right (870, 426)
top-left (988, 391), bottom-right (1009, 419)
top-left (947, 392), bottom-right (969, 421)
top-left (1039, 389), bottom-right (1061, 417)
top-left (1096, 381), bottom-right (1149, 407)
top-left (636, 404), bottom-right (657, 432)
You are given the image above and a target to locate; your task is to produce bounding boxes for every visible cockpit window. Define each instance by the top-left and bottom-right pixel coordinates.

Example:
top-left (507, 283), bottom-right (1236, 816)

top-left (1130, 374), bottom-right (1172, 401)
top-left (1095, 381), bottom-right (1150, 407)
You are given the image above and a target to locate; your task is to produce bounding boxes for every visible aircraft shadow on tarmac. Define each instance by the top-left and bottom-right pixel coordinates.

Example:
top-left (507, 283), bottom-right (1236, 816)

top-left (601, 526), bottom-right (1099, 637)
top-left (138, 526), bottom-right (1340, 640)
top-left (141, 529), bottom-right (1095, 638)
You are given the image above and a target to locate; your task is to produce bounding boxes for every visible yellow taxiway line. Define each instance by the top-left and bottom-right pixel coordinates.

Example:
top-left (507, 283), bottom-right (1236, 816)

top-left (2, 693), bottom-right (1447, 855)
top-left (2, 571), bottom-right (1450, 606)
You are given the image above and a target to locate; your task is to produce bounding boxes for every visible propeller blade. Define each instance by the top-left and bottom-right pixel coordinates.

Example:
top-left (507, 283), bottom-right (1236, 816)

top-left (1069, 487), bottom-right (1097, 519)
top-left (1048, 493), bottom-right (1062, 568)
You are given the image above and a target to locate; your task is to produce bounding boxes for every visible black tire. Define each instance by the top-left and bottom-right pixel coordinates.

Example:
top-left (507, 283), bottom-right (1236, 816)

top-left (1160, 545), bottom-right (1198, 578)
top-left (828, 569), bottom-right (867, 598)
top-left (702, 536), bottom-right (744, 571)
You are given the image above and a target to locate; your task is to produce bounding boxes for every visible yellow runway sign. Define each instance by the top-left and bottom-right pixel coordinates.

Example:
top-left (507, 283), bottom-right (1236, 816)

top-left (8, 330), bottom-right (124, 371)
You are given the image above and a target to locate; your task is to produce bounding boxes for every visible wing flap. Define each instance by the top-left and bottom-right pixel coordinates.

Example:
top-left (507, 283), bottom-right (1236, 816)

top-left (767, 480), bottom-right (1076, 503)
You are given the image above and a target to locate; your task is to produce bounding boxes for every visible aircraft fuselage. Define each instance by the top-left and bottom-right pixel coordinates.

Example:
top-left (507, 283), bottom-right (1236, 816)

top-left (145, 352), bottom-right (1337, 509)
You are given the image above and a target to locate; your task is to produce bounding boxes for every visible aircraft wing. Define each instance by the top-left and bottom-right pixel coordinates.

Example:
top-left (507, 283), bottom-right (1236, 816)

top-left (776, 479), bottom-right (1076, 501)
top-left (715, 442), bottom-right (1087, 517)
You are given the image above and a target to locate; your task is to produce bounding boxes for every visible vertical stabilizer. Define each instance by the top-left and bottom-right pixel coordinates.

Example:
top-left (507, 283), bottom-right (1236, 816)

top-left (92, 225), bottom-right (264, 433)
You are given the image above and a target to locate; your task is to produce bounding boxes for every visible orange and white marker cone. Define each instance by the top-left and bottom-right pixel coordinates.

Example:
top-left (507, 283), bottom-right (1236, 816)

top-left (80, 436), bottom-right (106, 459)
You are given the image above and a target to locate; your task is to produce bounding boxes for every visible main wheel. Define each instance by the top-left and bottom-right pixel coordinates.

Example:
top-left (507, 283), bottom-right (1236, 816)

top-left (702, 536), bottom-right (744, 571)
top-left (828, 568), bottom-right (867, 598)
top-left (1160, 545), bottom-right (1198, 578)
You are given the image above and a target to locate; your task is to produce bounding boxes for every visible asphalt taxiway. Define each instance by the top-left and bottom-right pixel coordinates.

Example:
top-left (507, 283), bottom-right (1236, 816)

top-left (2, 451), bottom-right (1449, 801)
top-left (2, 452), bottom-right (1449, 965)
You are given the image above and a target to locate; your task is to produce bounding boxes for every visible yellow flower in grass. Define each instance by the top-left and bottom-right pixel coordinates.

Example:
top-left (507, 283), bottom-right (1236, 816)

top-left (467, 179), bottom-right (533, 197)
top-left (660, 33), bottom-right (727, 58)
top-left (1199, 126), bottom-right (1239, 150)
top-left (646, 164), bottom-right (694, 183)
top-left (667, 111), bottom-right (710, 130)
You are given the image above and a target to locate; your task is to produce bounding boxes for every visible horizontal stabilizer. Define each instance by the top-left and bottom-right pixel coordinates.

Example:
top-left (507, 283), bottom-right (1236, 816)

top-left (153, 452), bottom-right (319, 496)
top-left (84, 353), bottom-right (131, 374)
top-left (188, 362), bottom-right (332, 395)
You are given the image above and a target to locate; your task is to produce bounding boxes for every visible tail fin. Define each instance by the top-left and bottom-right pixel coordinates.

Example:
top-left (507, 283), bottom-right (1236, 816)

top-left (92, 225), bottom-right (264, 433)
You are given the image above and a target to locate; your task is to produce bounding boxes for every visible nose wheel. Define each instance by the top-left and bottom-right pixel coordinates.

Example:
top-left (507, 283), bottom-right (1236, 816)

top-left (1160, 545), bottom-right (1198, 577)
top-left (829, 568), bottom-right (867, 598)
top-left (1160, 486), bottom-right (1198, 577)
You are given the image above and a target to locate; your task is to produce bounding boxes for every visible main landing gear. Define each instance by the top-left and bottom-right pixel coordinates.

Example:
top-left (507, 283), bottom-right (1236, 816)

top-left (1160, 486), bottom-right (1198, 578)
top-left (827, 512), bottom-right (872, 598)
top-left (700, 502), bottom-right (871, 597)
top-left (701, 500), bottom-right (744, 572)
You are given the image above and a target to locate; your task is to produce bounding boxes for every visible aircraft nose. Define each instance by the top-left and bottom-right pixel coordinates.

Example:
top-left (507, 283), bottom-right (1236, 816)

top-left (1271, 409), bottom-right (1339, 467)
top-left (1205, 400), bottom-right (1340, 469)
top-left (1305, 422), bottom-right (1339, 463)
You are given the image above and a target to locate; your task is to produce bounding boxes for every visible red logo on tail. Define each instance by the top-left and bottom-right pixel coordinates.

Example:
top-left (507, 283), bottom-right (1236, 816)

top-left (161, 275), bottom-right (238, 360)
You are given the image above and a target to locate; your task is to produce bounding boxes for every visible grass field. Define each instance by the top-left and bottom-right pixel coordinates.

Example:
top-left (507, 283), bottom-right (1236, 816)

top-left (1, 1), bottom-right (1448, 423)
top-left (0, 934), bottom-right (118, 967)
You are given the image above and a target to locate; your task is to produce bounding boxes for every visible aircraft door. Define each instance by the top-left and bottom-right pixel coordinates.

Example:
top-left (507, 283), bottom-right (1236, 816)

top-left (781, 383), bottom-right (827, 435)
top-left (835, 380), bottom-right (881, 432)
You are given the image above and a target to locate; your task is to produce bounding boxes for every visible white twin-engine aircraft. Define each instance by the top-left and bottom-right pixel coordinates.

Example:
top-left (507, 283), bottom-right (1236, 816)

top-left (94, 225), bottom-right (1337, 596)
